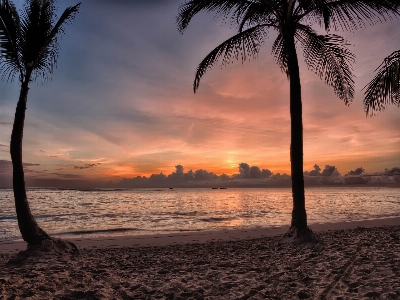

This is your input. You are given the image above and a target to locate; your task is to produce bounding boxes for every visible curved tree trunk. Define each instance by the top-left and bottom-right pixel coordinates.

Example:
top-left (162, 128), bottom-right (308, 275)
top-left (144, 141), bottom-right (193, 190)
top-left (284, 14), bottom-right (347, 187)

top-left (10, 77), bottom-right (50, 245)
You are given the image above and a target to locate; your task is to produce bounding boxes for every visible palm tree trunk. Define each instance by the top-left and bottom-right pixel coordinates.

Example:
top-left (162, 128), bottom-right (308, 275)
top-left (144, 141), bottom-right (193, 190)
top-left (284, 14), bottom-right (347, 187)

top-left (285, 33), bottom-right (308, 230)
top-left (10, 77), bottom-right (50, 245)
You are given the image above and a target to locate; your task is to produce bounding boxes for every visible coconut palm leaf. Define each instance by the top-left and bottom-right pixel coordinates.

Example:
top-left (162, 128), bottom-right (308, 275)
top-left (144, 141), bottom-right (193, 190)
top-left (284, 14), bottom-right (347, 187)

top-left (316, 0), bottom-right (399, 31)
top-left (271, 33), bottom-right (288, 76)
top-left (177, 0), bottom-right (254, 33)
top-left (193, 24), bottom-right (268, 92)
top-left (17, 0), bottom-right (80, 81)
top-left (237, 0), bottom-right (280, 32)
top-left (296, 25), bottom-right (355, 104)
top-left (364, 50), bottom-right (400, 116)
top-left (0, 0), bottom-right (22, 81)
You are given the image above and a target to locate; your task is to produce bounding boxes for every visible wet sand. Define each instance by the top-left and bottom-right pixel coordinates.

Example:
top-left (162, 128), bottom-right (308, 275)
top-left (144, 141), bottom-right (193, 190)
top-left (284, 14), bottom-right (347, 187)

top-left (1, 217), bottom-right (399, 299)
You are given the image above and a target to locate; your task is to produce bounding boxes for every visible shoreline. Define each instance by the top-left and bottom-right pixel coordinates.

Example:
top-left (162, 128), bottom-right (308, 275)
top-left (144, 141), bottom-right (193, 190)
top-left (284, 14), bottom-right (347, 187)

top-left (1, 218), bottom-right (400, 299)
top-left (1, 216), bottom-right (399, 254)
top-left (1, 220), bottom-right (400, 299)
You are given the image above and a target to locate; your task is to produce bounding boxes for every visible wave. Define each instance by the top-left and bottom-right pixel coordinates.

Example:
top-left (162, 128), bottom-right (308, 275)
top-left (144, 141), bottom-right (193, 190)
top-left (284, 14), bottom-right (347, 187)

top-left (200, 217), bottom-right (241, 223)
top-left (171, 211), bottom-right (199, 216)
top-left (54, 227), bottom-right (141, 236)
top-left (0, 215), bottom-right (17, 221)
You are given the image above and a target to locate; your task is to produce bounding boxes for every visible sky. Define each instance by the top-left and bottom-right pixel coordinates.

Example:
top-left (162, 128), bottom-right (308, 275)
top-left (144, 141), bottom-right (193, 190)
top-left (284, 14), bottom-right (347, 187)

top-left (0, 0), bottom-right (399, 187)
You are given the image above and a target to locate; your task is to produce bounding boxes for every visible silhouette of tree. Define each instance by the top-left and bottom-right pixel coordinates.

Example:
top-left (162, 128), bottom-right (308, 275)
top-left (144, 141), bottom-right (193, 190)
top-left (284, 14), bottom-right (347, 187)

top-left (364, 50), bottom-right (400, 116)
top-left (0, 0), bottom-right (80, 249)
top-left (177, 0), bottom-right (399, 243)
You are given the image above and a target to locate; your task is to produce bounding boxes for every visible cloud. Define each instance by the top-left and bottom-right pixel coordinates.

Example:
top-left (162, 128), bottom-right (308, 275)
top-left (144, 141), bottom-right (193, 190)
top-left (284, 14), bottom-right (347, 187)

top-left (73, 163), bottom-right (101, 170)
top-left (321, 165), bottom-right (338, 177)
top-left (346, 167), bottom-right (365, 176)
top-left (0, 0), bottom-right (399, 182)
top-left (238, 163), bottom-right (250, 178)
top-left (308, 164), bottom-right (321, 176)
top-left (51, 173), bottom-right (83, 179)
top-left (385, 167), bottom-right (400, 175)
top-left (0, 160), bottom-right (40, 174)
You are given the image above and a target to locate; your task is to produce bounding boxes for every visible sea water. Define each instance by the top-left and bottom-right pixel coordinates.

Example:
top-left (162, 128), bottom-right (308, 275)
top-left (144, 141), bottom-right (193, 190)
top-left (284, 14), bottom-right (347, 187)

top-left (1, 187), bottom-right (399, 242)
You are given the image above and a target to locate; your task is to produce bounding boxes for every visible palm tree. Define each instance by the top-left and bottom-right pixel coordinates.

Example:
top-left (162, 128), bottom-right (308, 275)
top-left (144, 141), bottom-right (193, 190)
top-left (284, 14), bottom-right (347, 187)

top-left (0, 0), bottom-right (80, 248)
top-left (177, 0), bottom-right (399, 243)
top-left (364, 50), bottom-right (400, 116)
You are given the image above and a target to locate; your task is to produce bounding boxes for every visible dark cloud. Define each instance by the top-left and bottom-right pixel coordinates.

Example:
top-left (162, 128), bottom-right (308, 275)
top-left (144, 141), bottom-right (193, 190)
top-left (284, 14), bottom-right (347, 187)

top-left (309, 164), bottom-right (321, 176)
top-left (0, 160), bottom-right (40, 174)
top-left (306, 165), bottom-right (340, 177)
top-left (346, 167), bottom-right (365, 176)
top-left (24, 162), bottom-right (40, 167)
top-left (261, 169), bottom-right (273, 178)
top-left (250, 166), bottom-right (262, 178)
top-left (175, 165), bottom-right (184, 175)
top-left (321, 165), bottom-right (337, 177)
top-left (51, 173), bottom-right (83, 179)
top-left (24, 168), bottom-right (45, 174)
top-left (238, 163), bottom-right (250, 178)
top-left (385, 167), bottom-right (400, 175)
top-left (73, 163), bottom-right (101, 170)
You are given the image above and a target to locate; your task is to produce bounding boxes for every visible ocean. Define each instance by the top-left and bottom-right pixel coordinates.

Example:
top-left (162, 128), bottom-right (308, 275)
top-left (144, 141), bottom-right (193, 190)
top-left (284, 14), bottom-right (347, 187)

top-left (1, 187), bottom-right (399, 242)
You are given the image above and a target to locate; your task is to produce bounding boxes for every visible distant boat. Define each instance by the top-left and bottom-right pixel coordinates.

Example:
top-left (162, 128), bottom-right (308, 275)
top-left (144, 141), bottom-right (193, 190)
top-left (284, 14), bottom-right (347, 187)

top-left (212, 187), bottom-right (218, 189)
top-left (220, 187), bottom-right (227, 189)
top-left (169, 187), bottom-right (173, 189)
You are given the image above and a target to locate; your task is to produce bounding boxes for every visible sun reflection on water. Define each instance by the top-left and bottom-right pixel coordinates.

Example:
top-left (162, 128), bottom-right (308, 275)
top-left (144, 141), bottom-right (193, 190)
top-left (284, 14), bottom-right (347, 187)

top-left (0, 187), bottom-right (399, 241)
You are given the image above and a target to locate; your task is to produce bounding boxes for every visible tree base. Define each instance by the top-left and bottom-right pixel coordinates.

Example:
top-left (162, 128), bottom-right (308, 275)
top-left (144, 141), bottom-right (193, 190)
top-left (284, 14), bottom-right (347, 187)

top-left (278, 226), bottom-right (320, 246)
top-left (7, 238), bottom-right (79, 265)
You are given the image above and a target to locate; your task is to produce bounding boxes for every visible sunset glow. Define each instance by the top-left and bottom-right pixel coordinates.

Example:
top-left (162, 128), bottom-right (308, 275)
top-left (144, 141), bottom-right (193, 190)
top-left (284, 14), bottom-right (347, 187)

top-left (0, 0), bottom-right (399, 188)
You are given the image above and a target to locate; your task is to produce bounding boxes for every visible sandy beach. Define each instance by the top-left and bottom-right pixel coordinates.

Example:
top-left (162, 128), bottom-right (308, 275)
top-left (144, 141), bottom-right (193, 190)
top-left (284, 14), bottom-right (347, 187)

top-left (1, 218), bottom-right (400, 299)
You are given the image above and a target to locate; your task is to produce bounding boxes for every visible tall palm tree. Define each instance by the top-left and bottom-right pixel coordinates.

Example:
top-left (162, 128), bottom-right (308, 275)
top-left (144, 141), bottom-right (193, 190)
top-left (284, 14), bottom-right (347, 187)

top-left (364, 50), bottom-right (400, 116)
top-left (177, 0), bottom-right (399, 242)
top-left (0, 0), bottom-right (80, 247)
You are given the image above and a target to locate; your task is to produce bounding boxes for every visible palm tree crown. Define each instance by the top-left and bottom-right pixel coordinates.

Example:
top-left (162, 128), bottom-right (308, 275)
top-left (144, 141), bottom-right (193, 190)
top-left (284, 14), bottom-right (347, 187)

top-left (178, 0), bottom-right (398, 98)
top-left (0, 0), bottom-right (80, 83)
top-left (364, 50), bottom-right (400, 116)
top-left (177, 0), bottom-right (399, 242)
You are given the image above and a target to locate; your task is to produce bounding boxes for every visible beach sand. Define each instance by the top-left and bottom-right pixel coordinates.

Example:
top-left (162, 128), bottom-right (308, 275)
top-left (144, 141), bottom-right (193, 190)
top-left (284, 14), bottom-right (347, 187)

top-left (1, 218), bottom-right (399, 299)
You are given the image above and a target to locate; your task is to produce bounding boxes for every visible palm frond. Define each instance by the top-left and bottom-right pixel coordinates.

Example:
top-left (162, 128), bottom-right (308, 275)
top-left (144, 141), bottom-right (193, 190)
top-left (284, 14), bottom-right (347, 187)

top-left (0, 0), bottom-right (22, 81)
top-left (237, 0), bottom-right (279, 32)
top-left (295, 0), bottom-right (332, 30)
top-left (20, 0), bottom-right (56, 79)
top-left (296, 25), bottom-right (355, 104)
top-left (363, 50), bottom-right (400, 116)
top-left (177, 0), bottom-right (253, 33)
top-left (48, 2), bottom-right (80, 41)
top-left (194, 24), bottom-right (267, 92)
top-left (271, 33), bottom-right (288, 77)
top-left (18, 0), bottom-right (80, 81)
top-left (39, 2), bottom-right (80, 80)
top-left (322, 0), bottom-right (400, 32)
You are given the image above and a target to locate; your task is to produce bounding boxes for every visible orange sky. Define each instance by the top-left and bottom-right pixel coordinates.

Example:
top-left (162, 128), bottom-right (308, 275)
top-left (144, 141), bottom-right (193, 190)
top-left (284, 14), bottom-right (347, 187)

top-left (0, 1), bottom-right (399, 185)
